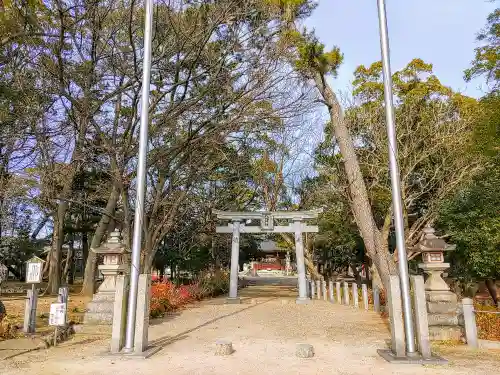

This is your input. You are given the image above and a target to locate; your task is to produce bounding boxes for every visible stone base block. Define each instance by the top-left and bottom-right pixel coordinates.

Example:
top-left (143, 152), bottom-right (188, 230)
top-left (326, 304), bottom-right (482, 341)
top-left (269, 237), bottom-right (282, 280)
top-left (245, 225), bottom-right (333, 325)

top-left (296, 297), bottom-right (311, 305)
top-left (428, 313), bottom-right (459, 326)
top-left (74, 324), bottom-right (112, 336)
top-left (427, 301), bottom-right (459, 314)
top-left (377, 349), bottom-right (448, 365)
top-left (429, 326), bottom-right (462, 341)
top-left (107, 346), bottom-right (162, 359)
top-left (225, 297), bottom-right (241, 304)
top-left (86, 300), bottom-right (114, 314)
top-left (426, 291), bottom-right (458, 303)
top-left (83, 312), bottom-right (114, 325)
top-left (91, 292), bottom-right (116, 302)
top-left (84, 292), bottom-right (116, 325)
top-left (296, 343), bottom-right (314, 358)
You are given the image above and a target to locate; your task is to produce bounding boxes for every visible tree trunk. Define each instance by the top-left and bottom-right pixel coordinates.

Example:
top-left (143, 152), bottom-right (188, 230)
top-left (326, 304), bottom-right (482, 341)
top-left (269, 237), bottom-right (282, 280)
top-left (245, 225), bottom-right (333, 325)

top-left (81, 187), bottom-right (119, 296)
top-left (63, 235), bottom-right (74, 285)
top-left (350, 262), bottom-right (361, 284)
top-left (311, 72), bottom-right (397, 289)
top-left (485, 279), bottom-right (498, 306)
top-left (46, 205), bottom-right (67, 295)
top-left (369, 263), bottom-right (383, 290)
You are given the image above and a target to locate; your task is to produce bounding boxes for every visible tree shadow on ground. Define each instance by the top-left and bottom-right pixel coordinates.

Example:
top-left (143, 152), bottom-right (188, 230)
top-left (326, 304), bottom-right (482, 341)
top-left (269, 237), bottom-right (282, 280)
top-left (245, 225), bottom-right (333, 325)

top-left (150, 298), bottom-right (274, 349)
top-left (149, 311), bottom-right (181, 326)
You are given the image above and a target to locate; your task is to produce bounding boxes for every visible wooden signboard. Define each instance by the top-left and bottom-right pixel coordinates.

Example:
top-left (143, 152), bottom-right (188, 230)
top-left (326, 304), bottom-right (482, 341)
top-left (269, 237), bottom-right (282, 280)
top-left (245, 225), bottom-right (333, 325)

top-left (26, 256), bottom-right (45, 284)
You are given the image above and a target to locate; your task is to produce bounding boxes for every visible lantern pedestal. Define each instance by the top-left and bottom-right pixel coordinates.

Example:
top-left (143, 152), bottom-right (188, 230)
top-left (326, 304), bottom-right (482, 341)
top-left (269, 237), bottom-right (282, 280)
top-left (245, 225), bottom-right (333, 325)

top-left (419, 263), bottom-right (461, 341)
top-left (84, 231), bottom-right (128, 326)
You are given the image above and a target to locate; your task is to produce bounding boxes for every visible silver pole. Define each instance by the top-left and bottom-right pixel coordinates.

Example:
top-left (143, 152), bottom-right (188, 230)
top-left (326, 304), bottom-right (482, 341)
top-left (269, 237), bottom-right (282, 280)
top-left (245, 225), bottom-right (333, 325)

top-left (376, 0), bottom-right (416, 354)
top-left (123, 0), bottom-right (154, 352)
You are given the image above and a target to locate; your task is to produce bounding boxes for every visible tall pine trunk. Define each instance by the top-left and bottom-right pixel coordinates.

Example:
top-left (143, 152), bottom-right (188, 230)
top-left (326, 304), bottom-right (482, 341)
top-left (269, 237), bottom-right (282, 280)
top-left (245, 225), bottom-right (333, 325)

top-left (81, 187), bottom-right (119, 296)
top-left (46, 204), bottom-right (67, 294)
top-left (312, 73), bottom-right (397, 289)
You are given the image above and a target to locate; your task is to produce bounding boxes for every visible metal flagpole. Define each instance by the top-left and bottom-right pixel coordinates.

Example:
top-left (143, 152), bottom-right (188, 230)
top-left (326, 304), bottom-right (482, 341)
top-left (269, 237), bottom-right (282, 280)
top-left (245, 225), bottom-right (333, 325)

top-left (376, 0), bottom-right (416, 354)
top-left (123, 0), bottom-right (154, 352)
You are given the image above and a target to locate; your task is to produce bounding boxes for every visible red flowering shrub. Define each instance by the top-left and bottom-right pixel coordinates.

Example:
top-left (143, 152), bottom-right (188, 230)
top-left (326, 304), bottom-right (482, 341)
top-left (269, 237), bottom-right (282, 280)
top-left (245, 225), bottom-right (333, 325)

top-left (366, 287), bottom-right (387, 306)
top-left (149, 272), bottom-right (230, 318)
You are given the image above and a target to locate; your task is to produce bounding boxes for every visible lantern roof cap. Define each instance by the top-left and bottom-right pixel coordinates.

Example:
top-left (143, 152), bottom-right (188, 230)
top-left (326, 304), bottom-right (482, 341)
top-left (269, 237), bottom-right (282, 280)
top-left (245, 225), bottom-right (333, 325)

top-left (412, 225), bottom-right (456, 252)
top-left (91, 230), bottom-right (128, 254)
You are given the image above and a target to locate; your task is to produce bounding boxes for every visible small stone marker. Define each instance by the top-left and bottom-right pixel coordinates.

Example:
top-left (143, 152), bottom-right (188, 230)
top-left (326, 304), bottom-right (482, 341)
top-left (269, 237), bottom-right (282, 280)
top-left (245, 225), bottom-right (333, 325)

top-left (296, 343), bottom-right (314, 358)
top-left (310, 280), bottom-right (315, 299)
top-left (215, 340), bottom-right (233, 356)
top-left (329, 281), bottom-right (334, 302)
top-left (322, 280), bottom-right (327, 301)
top-left (316, 280), bottom-right (321, 300)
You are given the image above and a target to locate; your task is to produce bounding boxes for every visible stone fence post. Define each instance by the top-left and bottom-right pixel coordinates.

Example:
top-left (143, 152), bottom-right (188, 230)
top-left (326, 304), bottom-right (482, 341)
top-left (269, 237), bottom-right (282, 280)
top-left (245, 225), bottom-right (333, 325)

top-left (352, 283), bottom-right (359, 308)
top-left (328, 281), bottom-right (334, 303)
top-left (373, 287), bottom-right (380, 313)
top-left (336, 282), bottom-right (342, 304)
top-left (343, 282), bottom-right (349, 305)
top-left (462, 298), bottom-right (478, 348)
top-left (362, 284), bottom-right (369, 311)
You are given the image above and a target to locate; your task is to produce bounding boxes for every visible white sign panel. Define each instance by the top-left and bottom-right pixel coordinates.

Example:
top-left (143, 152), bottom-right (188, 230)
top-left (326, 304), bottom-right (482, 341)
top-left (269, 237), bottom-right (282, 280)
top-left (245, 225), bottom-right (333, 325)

top-left (49, 303), bottom-right (67, 326)
top-left (26, 262), bottom-right (43, 283)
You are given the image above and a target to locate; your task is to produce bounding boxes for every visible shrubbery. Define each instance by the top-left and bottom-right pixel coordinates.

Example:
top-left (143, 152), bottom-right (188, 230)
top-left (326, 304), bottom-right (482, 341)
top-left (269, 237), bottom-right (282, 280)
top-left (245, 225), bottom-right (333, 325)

top-left (150, 272), bottom-right (230, 318)
top-left (475, 303), bottom-right (500, 341)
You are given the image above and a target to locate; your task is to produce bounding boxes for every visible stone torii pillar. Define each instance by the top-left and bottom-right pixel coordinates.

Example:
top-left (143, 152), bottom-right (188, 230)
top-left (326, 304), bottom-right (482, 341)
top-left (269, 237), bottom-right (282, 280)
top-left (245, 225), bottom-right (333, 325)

top-left (294, 219), bottom-right (308, 303)
top-left (227, 220), bottom-right (241, 303)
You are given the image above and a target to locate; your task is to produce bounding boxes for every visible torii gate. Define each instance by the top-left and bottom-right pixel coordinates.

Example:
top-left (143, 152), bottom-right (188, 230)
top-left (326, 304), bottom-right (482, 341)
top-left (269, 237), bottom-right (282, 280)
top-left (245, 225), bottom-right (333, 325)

top-left (213, 209), bottom-right (323, 304)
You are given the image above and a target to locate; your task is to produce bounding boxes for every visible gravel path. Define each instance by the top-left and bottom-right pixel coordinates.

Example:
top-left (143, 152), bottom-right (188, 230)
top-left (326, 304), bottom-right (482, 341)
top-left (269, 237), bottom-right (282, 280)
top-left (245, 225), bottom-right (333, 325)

top-left (0, 285), bottom-right (498, 375)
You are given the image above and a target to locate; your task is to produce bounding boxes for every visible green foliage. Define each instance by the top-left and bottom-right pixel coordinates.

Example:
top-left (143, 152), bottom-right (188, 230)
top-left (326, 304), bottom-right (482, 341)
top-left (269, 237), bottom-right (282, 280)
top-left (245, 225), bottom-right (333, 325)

top-left (0, 207), bottom-right (45, 271)
top-left (436, 91), bottom-right (500, 282)
top-left (437, 168), bottom-right (500, 281)
top-left (464, 7), bottom-right (500, 89)
top-left (472, 92), bottom-right (500, 159)
top-left (347, 58), bottom-right (479, 230)
top-left (297, 174), bottom-right (364, 274)
top-left (284, 29), bottom-right (343, 77)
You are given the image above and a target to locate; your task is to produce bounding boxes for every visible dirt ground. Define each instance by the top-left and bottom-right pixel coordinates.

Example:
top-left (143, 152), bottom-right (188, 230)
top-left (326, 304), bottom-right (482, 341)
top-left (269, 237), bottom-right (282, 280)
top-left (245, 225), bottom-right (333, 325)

top-left (1, 285), bottom-right (499, 375)
top-left (1, 292), bottom-right (90, 336)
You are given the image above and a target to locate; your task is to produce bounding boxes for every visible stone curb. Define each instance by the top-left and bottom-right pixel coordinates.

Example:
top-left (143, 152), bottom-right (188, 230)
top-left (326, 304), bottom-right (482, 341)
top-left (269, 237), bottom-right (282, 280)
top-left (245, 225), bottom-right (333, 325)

top-left (479, 339), bottom-right (500, 350)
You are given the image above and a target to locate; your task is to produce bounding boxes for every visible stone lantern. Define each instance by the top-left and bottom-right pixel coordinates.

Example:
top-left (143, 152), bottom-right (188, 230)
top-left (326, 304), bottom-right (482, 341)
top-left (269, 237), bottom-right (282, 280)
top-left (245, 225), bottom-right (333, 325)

top-left (84, 231), bottom-right (129, 326)
top-left (416, 225), bottom-right (456, 293)
top-left (413, 225), bottom-right (461, 341)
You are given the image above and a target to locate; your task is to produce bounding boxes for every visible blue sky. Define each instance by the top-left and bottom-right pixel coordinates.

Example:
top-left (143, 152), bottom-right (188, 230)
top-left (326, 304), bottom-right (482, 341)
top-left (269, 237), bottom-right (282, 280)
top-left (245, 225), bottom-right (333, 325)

top-left (306, 0), bottom-right (496, 98)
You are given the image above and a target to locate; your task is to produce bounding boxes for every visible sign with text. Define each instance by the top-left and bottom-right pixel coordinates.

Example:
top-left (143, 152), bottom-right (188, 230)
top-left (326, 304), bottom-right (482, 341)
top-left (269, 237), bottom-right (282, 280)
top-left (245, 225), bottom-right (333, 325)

top-left (49, 303), bottom-right (67, 326)
top-left (26, 262), bottom-right (43, 284)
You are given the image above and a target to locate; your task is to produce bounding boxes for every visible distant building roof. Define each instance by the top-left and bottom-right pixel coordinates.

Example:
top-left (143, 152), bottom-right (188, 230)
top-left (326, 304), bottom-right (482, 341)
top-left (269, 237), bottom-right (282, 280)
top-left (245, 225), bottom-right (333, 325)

top-left (259, 240), bottom-right (286, 253)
